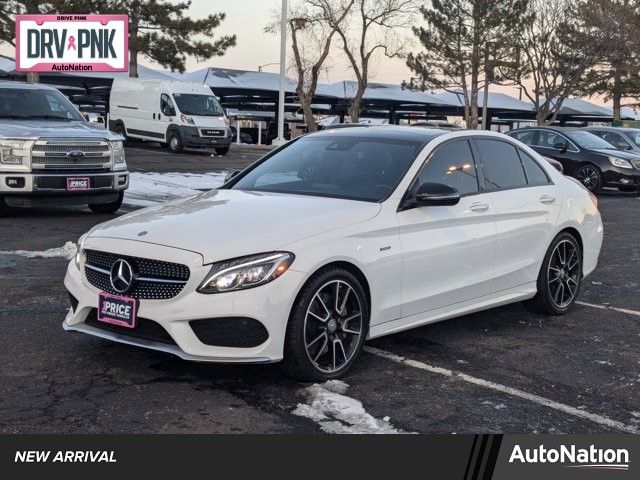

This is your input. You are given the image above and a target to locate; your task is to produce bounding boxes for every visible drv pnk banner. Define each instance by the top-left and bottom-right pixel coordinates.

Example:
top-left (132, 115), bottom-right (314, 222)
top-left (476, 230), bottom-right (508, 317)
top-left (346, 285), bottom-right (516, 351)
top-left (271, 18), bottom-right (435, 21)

top-left (15, 14), bottom-right (128, 73)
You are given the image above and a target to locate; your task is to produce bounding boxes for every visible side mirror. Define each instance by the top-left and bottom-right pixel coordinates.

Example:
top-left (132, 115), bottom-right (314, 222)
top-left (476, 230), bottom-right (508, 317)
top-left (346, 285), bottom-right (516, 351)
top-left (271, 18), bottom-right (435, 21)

top-left (224, 170), bottom-right (241, 183)
top-left (163, 107), bottom-right (175, 117)
top-left (553, 142), bottom-right (568, 152)
top-left (413, 182), bottom-right (460, 207)
top-left (618, 142), bottom-right (632, 150)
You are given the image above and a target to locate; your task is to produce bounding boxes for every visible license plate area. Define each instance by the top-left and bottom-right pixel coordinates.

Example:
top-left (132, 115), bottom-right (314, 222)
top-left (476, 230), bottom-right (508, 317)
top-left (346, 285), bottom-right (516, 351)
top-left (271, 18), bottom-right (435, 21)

top-left (97, 292), bottom-right (138, 329)
top-left (66, 177), bottom-right (90, 191)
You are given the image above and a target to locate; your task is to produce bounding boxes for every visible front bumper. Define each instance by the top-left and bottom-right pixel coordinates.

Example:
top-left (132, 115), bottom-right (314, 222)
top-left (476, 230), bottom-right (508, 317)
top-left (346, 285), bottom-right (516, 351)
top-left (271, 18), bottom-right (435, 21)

top-left (602, 166), bottom-right (640, 189)
top-left (178, 126), bottom-right (232, 148)
top-left (63, 239), bottom-right (305, 363)
top-left (1, 171), bottom-right (129, 205)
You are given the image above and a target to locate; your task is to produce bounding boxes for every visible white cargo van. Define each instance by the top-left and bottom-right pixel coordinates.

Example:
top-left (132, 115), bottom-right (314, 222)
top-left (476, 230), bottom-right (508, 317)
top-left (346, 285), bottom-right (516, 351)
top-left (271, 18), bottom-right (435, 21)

top-left (109, 79), bottom-right (232, 155)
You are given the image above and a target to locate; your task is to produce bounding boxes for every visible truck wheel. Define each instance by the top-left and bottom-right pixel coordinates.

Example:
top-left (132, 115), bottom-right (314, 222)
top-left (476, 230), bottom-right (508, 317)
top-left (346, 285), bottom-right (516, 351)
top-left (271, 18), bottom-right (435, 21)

top-left (168, 131), bottom-right (184, 153)
top-left (88, 192), bottom-right (124, 214)
top-left (215, 146), bottom-right (230, 156)
top-left (0, 196), bottom-right (6, 216)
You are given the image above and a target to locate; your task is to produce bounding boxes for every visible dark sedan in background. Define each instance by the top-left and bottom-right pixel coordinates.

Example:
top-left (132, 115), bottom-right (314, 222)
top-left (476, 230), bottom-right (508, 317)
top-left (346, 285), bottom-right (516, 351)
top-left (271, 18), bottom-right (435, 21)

top-left (584, 126), bottom-right (640, 155)
top-left (508, 127), bottom-right (640, 193)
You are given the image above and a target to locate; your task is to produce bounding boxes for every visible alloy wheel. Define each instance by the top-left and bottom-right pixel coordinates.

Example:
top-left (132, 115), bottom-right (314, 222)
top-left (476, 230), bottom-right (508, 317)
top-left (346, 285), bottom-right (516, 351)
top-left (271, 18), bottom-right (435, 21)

top-left (547, 239), bottom-right (580, 309)
top-left (576, 167), bottom-right (598, 191)
top-left (303, 279), bottom-right (364, 374)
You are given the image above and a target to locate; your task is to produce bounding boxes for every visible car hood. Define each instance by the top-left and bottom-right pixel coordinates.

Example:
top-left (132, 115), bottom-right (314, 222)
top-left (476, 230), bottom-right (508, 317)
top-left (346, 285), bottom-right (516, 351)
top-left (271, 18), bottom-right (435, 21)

top-left (88, 189), bottom-right (382, 264)
top-left (0, 120), bottom-right (121, 140)
top-left (591, 148), bottom-right (640, 160)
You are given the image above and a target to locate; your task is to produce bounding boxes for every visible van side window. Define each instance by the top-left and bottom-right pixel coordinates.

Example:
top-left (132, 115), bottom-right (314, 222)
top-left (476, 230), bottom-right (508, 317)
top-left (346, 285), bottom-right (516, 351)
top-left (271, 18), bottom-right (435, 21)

top-left (160, 94), bottom-right (175, 116)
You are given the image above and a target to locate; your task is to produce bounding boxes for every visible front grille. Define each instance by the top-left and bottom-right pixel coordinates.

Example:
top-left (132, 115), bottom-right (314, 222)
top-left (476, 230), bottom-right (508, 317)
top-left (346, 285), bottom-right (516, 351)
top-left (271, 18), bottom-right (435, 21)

top-left (31, 139), bottom-right (111, 170)
top-left (632, 159), bottom-right (640, 170)
top-left (85, 309), bottom-right (176, 345)
top-left (200, 129), bottom-right (226, 137)
top-left (35, 175), bottom-right (113, 190)
top-left (190, 317), bottom-right (269, 348)
top-left (84, 249), bottom-right (190, 300)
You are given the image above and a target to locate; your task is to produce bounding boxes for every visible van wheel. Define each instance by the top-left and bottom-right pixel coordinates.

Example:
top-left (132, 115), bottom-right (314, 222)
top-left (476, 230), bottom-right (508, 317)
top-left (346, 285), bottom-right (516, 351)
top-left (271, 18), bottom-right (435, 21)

top-left (88, 192), bottom-right (124, 214)
top-left (524, 232), bottom-right (582, 316)
top-left (113, 123), bottom-right (129, 144)
top-left (168, 131), bottom-right (184, 153)
top-left (215, 146), bottom-right (230, 156)
top-left (282, 267), bottom-right (369, 381)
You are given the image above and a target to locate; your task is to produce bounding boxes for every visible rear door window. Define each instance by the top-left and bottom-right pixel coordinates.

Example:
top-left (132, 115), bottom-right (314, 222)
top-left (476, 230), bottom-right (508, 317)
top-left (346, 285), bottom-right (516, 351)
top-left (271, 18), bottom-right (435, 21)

top-left (518, 150), bottom-right (551, 185)
top-left (476, 139), bottom-right (528, 190)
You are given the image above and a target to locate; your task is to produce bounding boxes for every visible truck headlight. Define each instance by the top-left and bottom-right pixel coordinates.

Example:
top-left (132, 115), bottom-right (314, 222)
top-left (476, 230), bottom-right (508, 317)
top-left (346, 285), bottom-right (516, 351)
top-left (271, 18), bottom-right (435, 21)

top-left (110, 140), bottom-right (125, 164)
top-left (0, 139), bottom-right (26, 165)
top-left (609, 156), bottom-right (633, 169)
top-left (197, 252), bottom-right (295, 294)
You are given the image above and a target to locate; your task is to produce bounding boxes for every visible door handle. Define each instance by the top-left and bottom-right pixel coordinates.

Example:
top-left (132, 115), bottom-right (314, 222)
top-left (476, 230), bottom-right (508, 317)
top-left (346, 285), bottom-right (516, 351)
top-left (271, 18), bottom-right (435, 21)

top-left (539, 194), bottom-right (556, 204)
top-left (469, 202), bottom-right (490, 212)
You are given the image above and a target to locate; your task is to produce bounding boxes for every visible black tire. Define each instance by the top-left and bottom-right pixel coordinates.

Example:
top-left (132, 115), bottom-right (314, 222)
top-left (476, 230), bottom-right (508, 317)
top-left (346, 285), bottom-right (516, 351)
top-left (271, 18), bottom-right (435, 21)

top-left (88, 192), bottom-right (124, 214)
top-left (215, 146), bottom-right (230, 156)
top-left (168, 130), bottom-right (184, 153)
top-left (282, 267), bottom-right (369, 381)
top-left (524, 232), bottom-right (582, 316)
top-left (113, 122), bottom-right (129, 145)
top-left (574, 164), bottom-right (603, 192)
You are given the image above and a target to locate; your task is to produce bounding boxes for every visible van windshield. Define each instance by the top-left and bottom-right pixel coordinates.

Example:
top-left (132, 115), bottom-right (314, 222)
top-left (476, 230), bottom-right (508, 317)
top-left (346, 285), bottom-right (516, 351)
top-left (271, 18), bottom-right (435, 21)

top-left (172, 93), bottom-right (224, 116)
top-left (0, 88), bottom-right (84, 121)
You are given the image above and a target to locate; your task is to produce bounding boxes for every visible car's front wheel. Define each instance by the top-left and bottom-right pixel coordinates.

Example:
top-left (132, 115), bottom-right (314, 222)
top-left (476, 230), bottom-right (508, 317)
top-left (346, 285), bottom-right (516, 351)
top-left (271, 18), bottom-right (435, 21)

top-left (524, 232), bottom-right (582, 315)
top-left (574, 164), bottom-right (603, 192)
top-left (283, 268), bottom-right (369, 381)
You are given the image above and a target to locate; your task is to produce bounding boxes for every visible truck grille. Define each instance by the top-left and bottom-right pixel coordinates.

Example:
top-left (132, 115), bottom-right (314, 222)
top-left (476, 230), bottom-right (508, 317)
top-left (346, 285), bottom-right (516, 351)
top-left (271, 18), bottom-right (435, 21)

top-left (31, 139), bottom-right (111, 170)
top-left (83, 249), bottom-right (190, 300)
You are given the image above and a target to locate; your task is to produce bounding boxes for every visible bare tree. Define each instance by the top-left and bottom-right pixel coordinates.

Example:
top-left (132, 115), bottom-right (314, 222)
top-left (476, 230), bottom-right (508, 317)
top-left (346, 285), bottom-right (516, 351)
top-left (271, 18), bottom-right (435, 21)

top-left (498, 0), bottom-right (605, 125)
top-left (325, 0), bottom-right (418, 122)
top-left (267, 0), bottom-right (353, 131)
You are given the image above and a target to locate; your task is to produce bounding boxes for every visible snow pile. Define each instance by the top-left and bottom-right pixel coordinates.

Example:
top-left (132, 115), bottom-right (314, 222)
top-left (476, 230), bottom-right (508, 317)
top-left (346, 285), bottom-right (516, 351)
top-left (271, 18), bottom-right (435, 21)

top-left (124, 172), bottom-right (228, 207)
top-left (0, 241), bottom-right (77, 260)
top-left (293, 380), bottom-right (406, 434)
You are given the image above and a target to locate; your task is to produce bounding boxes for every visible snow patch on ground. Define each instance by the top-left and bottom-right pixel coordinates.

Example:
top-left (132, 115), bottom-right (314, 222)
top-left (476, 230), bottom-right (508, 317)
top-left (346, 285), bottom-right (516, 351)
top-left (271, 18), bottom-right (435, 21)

top-left (124, 172), bottom-right (228, 207)
top-left (0, 241), bottom-right (77, 260)
top-left (292, 380), bottom-right (407, 434)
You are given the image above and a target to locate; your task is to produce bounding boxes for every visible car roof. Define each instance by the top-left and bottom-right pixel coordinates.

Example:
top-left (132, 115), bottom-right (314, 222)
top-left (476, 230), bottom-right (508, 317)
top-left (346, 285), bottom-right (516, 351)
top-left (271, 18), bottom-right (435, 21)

top-left (306, 125), bottom-right (447, 143)
top-left (0, 81), bottom-right (57, 91)
top-left (509, 126), bottom-right (586, 133)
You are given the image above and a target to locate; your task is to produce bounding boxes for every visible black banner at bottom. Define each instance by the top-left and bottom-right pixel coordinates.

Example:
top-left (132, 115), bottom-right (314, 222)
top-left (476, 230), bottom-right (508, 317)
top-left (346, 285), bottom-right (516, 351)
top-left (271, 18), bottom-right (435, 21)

top-left (0, 434), bottom-right (636, 479)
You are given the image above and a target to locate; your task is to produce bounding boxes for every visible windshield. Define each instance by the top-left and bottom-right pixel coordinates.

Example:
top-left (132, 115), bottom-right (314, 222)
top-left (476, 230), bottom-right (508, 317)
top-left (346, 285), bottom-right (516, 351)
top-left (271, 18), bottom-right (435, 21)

top-left (0, 87), bottom-right (84, 121)
top-left (172, 93), bottom-right (224, 116)
top-left (231, 135), bottom-right (425, 202)
top-left (565, 131), bottom-right (618, 150)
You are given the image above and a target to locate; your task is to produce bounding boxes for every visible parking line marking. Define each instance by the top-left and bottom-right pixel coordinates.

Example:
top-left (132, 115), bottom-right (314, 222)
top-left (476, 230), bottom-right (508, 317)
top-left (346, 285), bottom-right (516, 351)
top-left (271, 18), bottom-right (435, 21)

top-left (363, 346), bottom-right (640, 434)
top-left (576, 301), bottom-right (640, 318)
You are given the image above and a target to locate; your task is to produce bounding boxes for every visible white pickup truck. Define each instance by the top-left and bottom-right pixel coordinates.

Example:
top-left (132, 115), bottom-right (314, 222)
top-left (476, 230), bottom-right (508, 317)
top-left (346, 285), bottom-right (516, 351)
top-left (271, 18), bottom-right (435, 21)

top-left (0, 82), bottom-right (129, 215)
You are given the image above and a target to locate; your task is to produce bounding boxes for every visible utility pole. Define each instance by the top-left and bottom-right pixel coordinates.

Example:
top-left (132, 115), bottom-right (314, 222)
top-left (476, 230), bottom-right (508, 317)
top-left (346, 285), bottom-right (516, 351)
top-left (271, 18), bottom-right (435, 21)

top-left (274, 0), bottom-right (288, 146)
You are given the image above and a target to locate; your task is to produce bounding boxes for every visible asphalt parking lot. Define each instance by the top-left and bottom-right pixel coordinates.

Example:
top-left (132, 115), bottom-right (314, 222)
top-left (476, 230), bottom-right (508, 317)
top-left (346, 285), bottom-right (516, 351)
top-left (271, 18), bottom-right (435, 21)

top-left (1, 143), bottom-right (639, 434)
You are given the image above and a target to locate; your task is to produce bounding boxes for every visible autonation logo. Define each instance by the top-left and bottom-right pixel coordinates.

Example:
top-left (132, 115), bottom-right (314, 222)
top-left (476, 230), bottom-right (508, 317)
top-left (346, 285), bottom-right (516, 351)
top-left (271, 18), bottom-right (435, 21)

top-left (509, 444), bottom-right (630, 471)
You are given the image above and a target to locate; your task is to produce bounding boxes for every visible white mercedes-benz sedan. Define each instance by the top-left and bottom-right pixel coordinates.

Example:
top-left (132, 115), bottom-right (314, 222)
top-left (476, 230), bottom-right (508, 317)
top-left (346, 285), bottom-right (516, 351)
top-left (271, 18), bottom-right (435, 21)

top-left (64, 128), bottom-right (603, 380)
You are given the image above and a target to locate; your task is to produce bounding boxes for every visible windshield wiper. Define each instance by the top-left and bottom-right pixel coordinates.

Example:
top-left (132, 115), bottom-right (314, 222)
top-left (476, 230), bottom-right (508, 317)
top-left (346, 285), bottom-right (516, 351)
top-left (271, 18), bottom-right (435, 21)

top-left (21, 115), bottom-right (72, 121)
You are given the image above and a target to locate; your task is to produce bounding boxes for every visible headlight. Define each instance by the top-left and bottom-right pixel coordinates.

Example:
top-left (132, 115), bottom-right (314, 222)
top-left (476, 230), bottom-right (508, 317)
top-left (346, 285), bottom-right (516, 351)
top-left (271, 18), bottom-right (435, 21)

top-left (74, 234), bottom-right (87, 269)
top-left (0, 139), bottom-right (26, 165)
top-left (197, 252), bottom-right (294, 294)
top-left (180, 114), bottom-right (195, 125)
top-left (609, 156), bottom-right (633, 169)
top-left (110, 140), bottom-right (125, 164)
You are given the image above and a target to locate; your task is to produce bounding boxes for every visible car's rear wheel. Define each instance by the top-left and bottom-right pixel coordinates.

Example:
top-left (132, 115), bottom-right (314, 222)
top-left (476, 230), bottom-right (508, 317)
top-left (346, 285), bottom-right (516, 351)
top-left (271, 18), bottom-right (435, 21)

top-left (282, 268), bottom-right (369, 381)
top-left (524, 232), bottom-right (582, 315)
top-left (574, 164), bottom-right (603, 192)
top-left (88, 192), bottom-right (124, 214)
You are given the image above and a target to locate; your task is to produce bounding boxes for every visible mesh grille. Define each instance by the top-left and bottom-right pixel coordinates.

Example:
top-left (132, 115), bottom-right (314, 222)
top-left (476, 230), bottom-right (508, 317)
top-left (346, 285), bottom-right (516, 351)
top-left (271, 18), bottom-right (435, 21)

top-left (190, 318), bottom-right (269, 348)
top-left (84, 249), bottom-right (190, 300)
top-left (85, 309), bottom-right (176, 345)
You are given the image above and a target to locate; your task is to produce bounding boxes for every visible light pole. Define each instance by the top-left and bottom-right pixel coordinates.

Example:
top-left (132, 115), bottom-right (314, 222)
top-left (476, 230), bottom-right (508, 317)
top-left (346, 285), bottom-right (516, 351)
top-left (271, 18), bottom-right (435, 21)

top-left (274, 0), bottom-right (288, 146)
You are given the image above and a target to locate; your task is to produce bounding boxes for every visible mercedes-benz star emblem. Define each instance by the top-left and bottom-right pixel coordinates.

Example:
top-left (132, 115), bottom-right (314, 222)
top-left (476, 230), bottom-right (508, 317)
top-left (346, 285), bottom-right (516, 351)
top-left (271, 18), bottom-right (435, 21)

top-left (110, 259), bottom-right (135, 293)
